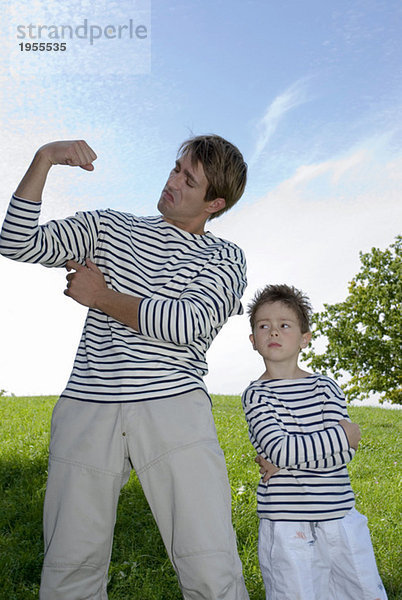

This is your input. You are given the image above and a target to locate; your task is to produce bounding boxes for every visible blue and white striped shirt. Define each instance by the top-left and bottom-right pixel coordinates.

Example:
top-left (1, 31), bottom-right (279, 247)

top-left (0, 195), bottom-right (247, 402)
top-left (242, 374), bottom-right (355, 521)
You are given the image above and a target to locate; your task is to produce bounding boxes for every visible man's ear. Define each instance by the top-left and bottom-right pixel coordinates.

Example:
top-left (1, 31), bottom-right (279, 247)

top-left (249, 333), bottom-right (256, 350)
top-left (300, 332), bottom-right (312, 349)
top-left (206, 197), bottom-right (226, 215)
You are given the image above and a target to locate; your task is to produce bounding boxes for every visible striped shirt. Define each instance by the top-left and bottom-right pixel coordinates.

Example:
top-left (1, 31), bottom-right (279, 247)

top-left (0, 195), bottom-right (247, 402)
top-left (242, 374), bottom-right (355, 521)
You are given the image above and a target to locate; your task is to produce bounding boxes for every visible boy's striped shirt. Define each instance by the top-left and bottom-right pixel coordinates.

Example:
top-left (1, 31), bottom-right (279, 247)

top-left (242, 374), bottom-right (355, 521)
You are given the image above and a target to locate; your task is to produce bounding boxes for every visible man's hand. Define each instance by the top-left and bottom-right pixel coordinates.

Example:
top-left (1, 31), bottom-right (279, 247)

top-left (64, 259), bottom-right (107, 307)
top-left (338, 419), bottom-right (361, 450)
top-left (39, 140), bottom-right (97, 171)
top-left (255, 455), bottom-right (280, 483)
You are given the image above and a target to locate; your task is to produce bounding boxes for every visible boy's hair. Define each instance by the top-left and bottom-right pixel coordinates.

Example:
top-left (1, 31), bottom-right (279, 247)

top-left (248, 284), bottom-right (313, 333)
top-left (178, 134), bottom-right (247, 220)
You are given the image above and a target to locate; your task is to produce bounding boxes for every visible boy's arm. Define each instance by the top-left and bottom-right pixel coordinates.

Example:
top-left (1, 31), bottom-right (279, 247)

top-left (338, 419), bottom-right (361, 450)
top-left (248, 379), bottom-right (360, 474)
top-left (242, 390), bottom-right (355, 469)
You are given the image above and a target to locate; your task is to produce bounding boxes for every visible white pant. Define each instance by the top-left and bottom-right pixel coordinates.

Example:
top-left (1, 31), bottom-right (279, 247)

top-left (258, 509), bottom-right (387, 600)
top-left (39, 392), bottom-right (249, 600)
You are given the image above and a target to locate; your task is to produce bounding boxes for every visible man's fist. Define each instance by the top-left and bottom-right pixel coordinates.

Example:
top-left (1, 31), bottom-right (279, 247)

top-left (38, 140), bottom-right (97, 171)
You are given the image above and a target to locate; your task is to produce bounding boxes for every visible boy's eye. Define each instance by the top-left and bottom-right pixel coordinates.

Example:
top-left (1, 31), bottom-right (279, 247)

top-left (260, 324), bottom-right (269, 329)
top-left (186, 179), bottom-right (194, 188)
top-left (281, 323), bottom-right (290, 328)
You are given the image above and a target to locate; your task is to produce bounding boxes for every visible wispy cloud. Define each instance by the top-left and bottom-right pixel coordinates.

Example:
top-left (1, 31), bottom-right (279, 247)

top-left (206, 136), bottom-right (402, 395)
top-left (249, 79), bottom-right (310, 166)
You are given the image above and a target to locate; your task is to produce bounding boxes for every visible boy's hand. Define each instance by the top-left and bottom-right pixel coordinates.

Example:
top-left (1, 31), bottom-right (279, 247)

top-left (338, 419), bottom-right (361, 450)
top-left (255, 455), bottom-right (280, 483)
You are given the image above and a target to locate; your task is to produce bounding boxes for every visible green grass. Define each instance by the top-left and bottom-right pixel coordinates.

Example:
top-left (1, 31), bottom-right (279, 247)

top-left (0, 395), bottom-right (401, 599)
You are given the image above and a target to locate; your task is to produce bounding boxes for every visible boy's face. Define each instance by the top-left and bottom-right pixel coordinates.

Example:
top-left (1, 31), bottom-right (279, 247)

top-left (250, 301), bottom-right (311, 366)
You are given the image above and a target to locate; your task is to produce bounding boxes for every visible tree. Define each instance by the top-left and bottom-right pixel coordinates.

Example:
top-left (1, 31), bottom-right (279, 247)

top-left (303, 235), bottom-right (402, 404)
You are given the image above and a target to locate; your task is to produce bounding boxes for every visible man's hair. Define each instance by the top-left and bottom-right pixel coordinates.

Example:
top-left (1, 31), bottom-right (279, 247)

top-left (178, 134), bottom-right (247, 220)
top-left (248, 284), bottom-right (313, 333)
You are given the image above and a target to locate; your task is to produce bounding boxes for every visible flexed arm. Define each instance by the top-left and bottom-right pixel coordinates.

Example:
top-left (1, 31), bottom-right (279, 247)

top-left (1, 141), bottom-right (99, 267)
top-left (15, 140), bottom-right (97, 203)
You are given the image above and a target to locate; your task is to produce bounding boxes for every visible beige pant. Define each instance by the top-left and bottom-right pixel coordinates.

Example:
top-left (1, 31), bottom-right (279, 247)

top-left (39, 391), bottom-right (249, 600)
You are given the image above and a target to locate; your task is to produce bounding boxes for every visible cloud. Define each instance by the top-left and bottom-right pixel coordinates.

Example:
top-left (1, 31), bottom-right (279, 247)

top-left (249, 79), bottom-right (310, 167)
top-left (206, 135), bottom-right (402, 395)
top-left (2, 132), bottom-right (401, 397)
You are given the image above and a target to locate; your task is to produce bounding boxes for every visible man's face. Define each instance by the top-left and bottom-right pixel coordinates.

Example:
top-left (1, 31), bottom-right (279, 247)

top-left (158, 152), bottom-right (220, 234)
top-left (250, 301), bottom-right (311, 365)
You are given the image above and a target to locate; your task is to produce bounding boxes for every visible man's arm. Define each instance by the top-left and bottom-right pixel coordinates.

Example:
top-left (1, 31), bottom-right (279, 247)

top-left (64, 244), bottom-right (246, 340)
top-left (14, 140), bottom-right (97, 203)
top-left (0, 142), bottom-right (99, 267)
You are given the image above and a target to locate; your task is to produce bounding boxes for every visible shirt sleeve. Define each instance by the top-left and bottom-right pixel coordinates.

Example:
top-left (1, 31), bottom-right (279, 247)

top-left (137, 244), bottom-right (247, 346)
top-left (242, 385), bottom-right (351, 469)
top-left (0, 195), bottom-right (101, 267)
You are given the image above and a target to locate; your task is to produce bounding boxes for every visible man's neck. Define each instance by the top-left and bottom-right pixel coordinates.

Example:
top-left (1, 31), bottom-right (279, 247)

top-left (162, 215), bottom-right (206, 235)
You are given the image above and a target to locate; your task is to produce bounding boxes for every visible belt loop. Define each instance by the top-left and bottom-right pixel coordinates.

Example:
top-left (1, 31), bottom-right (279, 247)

top-left (310, 521), bottom-right (318, 542)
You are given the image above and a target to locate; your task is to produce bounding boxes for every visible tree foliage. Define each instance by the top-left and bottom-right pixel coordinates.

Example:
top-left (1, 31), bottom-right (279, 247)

top-left (303, 236), bottom-right (402, 404)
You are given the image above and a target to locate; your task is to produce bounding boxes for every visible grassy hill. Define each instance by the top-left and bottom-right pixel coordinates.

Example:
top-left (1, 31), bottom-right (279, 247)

top-left (0, 395), bottom-right (400, 599)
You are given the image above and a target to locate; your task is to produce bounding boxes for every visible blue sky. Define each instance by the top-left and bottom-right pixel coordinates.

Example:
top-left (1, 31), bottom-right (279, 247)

top-left (1, 0), bottom-right (401, 400)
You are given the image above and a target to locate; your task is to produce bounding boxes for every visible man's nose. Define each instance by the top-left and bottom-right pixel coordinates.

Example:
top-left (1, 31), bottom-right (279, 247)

top-left (168, 171), bottom-right (181, 189)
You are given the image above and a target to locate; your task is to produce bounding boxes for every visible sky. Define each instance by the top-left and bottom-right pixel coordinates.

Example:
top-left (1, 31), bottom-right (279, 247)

top-left (1, 0), bottom-right (401, 404)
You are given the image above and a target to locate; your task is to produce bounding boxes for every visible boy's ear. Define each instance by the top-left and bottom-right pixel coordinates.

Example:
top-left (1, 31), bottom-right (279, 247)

top-left (205, 197), bottom-right (226, 215)
top-left (249, 333), bottom-right (256, 350)
top-left (300, 332), bottom-right (312, 349)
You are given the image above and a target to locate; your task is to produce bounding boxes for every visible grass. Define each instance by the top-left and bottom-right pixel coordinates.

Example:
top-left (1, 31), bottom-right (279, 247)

top-left (0, 395), bottom-right (400, 599)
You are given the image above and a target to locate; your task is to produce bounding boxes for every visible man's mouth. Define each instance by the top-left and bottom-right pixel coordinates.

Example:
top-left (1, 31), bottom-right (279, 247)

top-left (163, 189), bottom-right (174, 203)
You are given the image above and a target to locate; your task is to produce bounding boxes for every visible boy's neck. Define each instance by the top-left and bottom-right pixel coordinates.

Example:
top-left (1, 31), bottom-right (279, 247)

top-left (259, 362), bottom-right (310, 381)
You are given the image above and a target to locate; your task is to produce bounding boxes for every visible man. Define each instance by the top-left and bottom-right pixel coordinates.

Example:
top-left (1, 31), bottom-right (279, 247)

top-left (0, 137), bottom-right (249, 599)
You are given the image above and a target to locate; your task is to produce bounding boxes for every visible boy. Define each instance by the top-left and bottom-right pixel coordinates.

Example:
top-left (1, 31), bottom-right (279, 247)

top-left (241, 284), bottom-right (387, 600)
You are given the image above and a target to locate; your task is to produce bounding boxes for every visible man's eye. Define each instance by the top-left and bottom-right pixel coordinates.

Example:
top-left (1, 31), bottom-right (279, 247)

top-left (186, 180), bottom-right (194, 187)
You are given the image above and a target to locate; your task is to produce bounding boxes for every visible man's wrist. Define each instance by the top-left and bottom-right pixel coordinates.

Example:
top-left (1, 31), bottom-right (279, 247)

top-left (92, 285), bottom-right (113, 311)
top-left (35, 145), bottom-right (55, 170)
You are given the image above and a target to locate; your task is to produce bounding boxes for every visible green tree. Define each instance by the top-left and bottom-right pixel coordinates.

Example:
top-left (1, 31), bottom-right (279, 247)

top-left (303, 236), bottom-right (402, 404)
